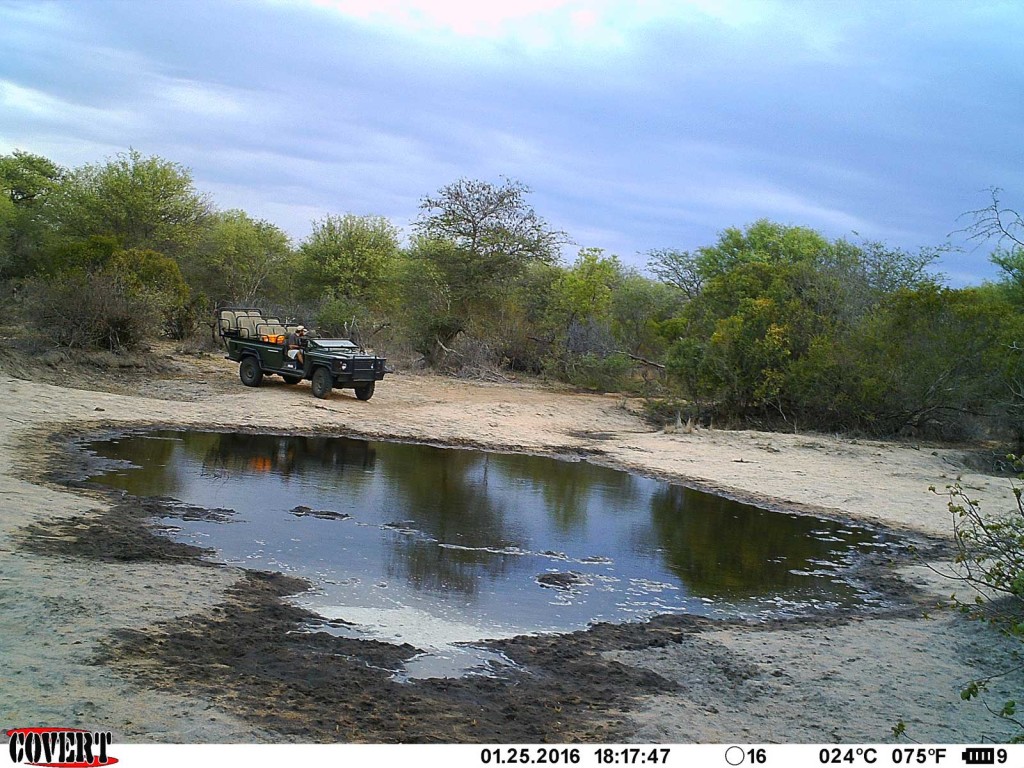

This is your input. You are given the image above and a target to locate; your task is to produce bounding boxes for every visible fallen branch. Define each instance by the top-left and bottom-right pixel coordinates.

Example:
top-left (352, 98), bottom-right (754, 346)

top-left (435, 336), bottom-right (464, 358)
top-left (621, 352), bottom-right (666, 369)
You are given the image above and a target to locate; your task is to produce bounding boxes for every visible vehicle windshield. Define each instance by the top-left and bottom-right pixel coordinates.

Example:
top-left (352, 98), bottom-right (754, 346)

top-left (311, 338), bottom-right (360, 351)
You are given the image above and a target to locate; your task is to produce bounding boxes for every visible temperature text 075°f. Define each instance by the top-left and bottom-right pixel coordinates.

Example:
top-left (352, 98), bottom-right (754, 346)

top-left (819, 748), bottom-right (950, 765)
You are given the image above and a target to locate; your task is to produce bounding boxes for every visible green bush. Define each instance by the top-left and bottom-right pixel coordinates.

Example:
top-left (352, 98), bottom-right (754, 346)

top-left (941, 459), bottom-right (1024, 740)
top-left (563, 352), bottom-right (631, 392)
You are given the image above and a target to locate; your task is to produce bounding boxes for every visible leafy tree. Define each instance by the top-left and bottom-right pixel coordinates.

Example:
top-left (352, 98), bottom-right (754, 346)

top-left (992, 248), bottom-right (1024, 293)
top-left (413, 177), bottom-right (566, 284)
top-left (25, 246), bottom-right (188, 350)
top-left (693, 219), bottom-right (831, 280)
top-left (843, 239), bottom-right (943, 295)
top-left (407, 178), bottom-right (567, 365)
top-left (0, 150), bottom-right (64, 205)
top-left (398, 236), bottom-right (467, 364)
top-left (983, 291), bottom-right (1024, 451)
top-left (187, 209), bottom-right (292, 305)
top-left (297, 213), bottom-right (399, 305)
top-left (412, 176), bottom-right (567, 319)
top-left (0, 194), bottom-right (15, 277)
top-left (848, 286), bottom-right (1008, 437)
top-left (544, 249), bottom-right (626, 388)
top-left (611, 272), bottom-right (679, 358)
top-left (652, 220), bottom-right (953, 429)
top-left (647, 248), bottom-right (703, 298)
top-left (288, 214), bottom-right (400, 347)
top-left (0, 150), bottom-right (65, 277)
top-left (667, 257), bottom-right (839, 422)
top-left (50, 149), bottom-right (211, 258)
top-left (960, 190), bottom-right (1024, 444)
top-left (494, 260), bottom-right (565, 373)
top-left (551, 248), bottom-right (620, 328)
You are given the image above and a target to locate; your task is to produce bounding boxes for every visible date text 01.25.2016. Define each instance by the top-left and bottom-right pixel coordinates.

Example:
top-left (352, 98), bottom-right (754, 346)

top-left (478, 747), bottom-right (672, 765)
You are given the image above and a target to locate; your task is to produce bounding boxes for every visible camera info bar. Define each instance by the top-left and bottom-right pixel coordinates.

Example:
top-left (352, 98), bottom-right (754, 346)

top-left (106, 743), bottom-right (1022, 768)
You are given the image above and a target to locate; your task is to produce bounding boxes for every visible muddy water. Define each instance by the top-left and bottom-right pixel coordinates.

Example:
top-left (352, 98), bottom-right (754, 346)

top-left (83, 431), bottom-right (887, 676)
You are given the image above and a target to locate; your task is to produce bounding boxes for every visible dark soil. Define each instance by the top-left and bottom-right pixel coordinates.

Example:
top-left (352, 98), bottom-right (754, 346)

top-left (97, 569), bottom-right (683, 743)
top-left (18, 497), bottom-right (217, 564)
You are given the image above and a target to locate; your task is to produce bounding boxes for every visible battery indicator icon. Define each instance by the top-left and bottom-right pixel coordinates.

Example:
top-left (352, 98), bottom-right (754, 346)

top-left (962, 747), bottom-right (995, 765)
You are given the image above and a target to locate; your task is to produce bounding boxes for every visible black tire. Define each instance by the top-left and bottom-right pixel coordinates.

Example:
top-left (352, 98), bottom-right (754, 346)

top-left (281, 374), bottom-right (302, 385)
top-left (239, 357), bottom-right (263, 387)
top-left (354, 381), bottom-right (375, 401)
top-left (311, 367), bottom-right (333, 399)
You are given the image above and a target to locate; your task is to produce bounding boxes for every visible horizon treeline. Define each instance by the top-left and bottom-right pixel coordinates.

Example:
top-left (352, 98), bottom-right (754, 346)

top-left (2, 148), bottom-right (1022, 446)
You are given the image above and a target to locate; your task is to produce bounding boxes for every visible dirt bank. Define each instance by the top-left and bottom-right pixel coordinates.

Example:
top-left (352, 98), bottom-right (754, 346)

top-left (1, 346), bottom-right (1021, 743)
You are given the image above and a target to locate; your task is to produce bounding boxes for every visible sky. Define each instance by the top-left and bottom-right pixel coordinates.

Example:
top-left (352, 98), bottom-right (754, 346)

top-left (1, 0), bottom-right (1021, 284)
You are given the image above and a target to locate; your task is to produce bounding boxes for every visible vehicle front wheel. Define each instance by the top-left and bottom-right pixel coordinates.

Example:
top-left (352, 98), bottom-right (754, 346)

top-left (311, 367), bottom-right (333, 399)
top-left (239, 357), bottom-right (263, 387)
top-left (354, 382), bottom-right (375, 401)
top-left (281, 374), bottom-right (302, 385)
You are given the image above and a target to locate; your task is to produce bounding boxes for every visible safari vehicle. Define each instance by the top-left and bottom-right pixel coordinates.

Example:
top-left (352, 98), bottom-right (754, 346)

top-left (216, 307), bottom-right (386, 400)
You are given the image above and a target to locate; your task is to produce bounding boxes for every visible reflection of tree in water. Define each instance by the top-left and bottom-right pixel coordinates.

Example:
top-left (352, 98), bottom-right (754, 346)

top-left (383, 537), bottom-right (519, 597)
top-left (87, 432), bottom-right (181, 496)
top-left (378, 444), bottom-right (526, 597)
top-left (188, 433), bottom-right (377, 486)
top-left (648, 484), bottom-right (865, 598)
top-left (89, 430), bottom-right (379, 499)
top-left (485, 453), bottom-right (636, 533)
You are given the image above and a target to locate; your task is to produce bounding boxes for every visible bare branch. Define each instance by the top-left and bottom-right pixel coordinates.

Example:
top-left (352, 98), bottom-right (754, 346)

top-left (955, 187), bottom-right (1024, 249)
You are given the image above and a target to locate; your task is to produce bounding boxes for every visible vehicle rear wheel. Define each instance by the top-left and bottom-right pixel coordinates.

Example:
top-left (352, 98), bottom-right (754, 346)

top-left (354, 382), bottom-right (375, 401)
top-left (239, 357), bottom-right (263, 387)
top-left (281, 374), bottom-right (302, 385)
top-left (311, 367), bottom-right (333, 399)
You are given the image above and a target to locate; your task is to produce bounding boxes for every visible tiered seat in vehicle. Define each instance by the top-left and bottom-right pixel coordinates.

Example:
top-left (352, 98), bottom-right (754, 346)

top-left (256, 321), bottom-right (288, 344)
top-left (234, 313), bottom-right (264, 339)
top-left (218, 310), bottom-right (262, 338)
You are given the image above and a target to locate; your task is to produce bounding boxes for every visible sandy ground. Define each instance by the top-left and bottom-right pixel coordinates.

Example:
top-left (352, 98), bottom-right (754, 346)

top-left (1, 347), bottom-right (1022, 743)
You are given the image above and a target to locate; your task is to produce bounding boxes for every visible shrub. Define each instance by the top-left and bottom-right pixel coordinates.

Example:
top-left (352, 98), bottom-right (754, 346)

top-left (940, 458), bottom-right (1024, 740)
top-left (563, 352), bottom-right (632, 392)
top-left (25, 272), bottom-right (161, 351)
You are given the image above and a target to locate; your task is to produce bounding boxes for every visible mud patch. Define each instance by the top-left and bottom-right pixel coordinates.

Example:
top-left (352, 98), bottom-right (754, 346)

top-left (99, 570), bottom-right (677, 743)
top-left (537, 571), bottom-right (590, 590)
top-left (290, 505), bottom-right (352, 521)
top-left (84, 541), bottom-right (927, 742)
top-left (18, 497), bottom-right (217, 564)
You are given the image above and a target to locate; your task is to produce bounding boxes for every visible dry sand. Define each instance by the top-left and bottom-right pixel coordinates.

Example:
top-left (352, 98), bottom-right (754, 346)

top-left (1, 349), bottom-right (1021, 742)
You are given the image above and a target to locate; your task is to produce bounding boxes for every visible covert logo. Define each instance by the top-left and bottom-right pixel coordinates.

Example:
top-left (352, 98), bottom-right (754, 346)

top-left (6, 728), bottom-right (116, 767)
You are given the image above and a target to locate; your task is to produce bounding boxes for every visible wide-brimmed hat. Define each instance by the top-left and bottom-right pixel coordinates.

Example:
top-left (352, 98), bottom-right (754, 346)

top-left (295, 325), bottom-right (306, 332)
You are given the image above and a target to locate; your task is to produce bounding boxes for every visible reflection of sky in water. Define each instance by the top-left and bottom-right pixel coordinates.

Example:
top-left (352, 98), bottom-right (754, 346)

top-left (84, 431), bottom-right (888, 673)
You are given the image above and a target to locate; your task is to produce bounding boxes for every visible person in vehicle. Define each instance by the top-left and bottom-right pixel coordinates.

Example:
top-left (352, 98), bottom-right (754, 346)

top-left (285, 325), bottom-right (307, 366)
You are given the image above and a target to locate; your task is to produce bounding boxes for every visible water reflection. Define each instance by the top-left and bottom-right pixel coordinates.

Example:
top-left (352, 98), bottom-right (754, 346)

top-left (200, 432), bottom-right (379, 484)
top-left (84, 431), bottom-right (885, 640)
top-left (648, 484), bottom-right (847, 596)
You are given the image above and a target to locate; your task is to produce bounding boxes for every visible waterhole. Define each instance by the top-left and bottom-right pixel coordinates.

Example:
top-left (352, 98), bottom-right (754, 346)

top-left (82, 430), bottom-right (888, 678)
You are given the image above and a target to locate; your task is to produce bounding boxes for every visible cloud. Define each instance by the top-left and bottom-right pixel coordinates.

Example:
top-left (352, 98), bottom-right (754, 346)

top-left (157, 77), bottom-right (255, 120)
top-left (283, 0), bottom-right (860, 57)
top-left (1, 0), bottom-right (1020, 283)
top-left (0, 79), bottom-right (138, 140)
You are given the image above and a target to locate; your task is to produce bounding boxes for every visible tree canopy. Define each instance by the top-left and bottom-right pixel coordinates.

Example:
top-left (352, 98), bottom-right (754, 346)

top-left (3, 144), bottom-right (1022, 448)
top-left (51, 149), bottom-right (211, 256)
